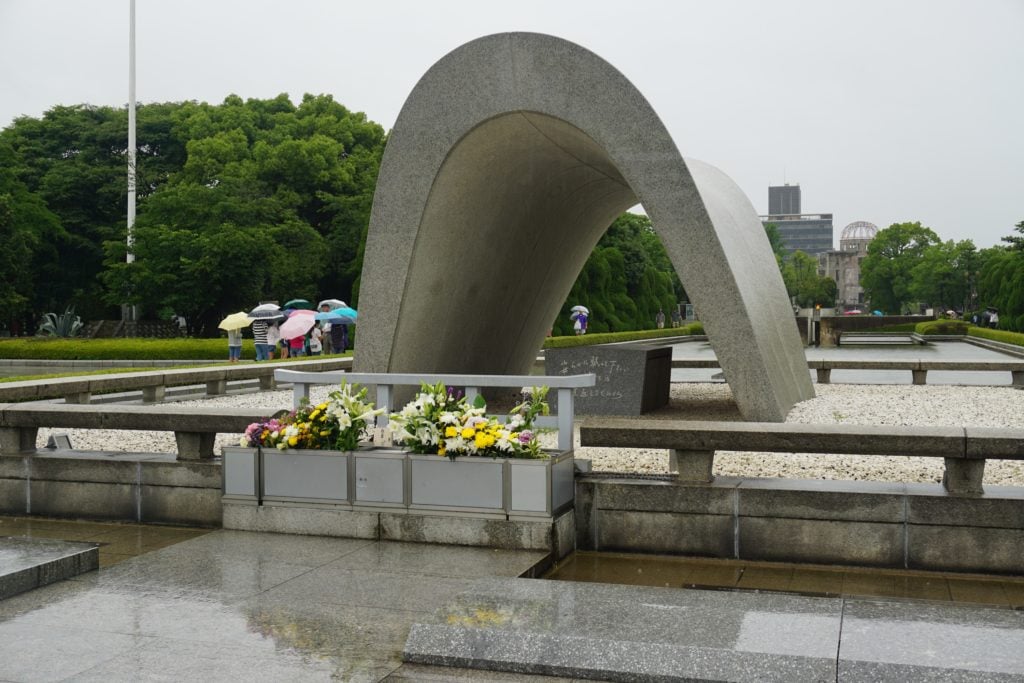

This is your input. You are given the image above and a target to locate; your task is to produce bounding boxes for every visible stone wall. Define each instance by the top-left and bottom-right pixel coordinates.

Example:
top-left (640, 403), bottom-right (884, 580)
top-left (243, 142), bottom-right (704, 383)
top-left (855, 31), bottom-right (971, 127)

top-left (0, 454), bottom-right (221, 527)
top-left (575, 475), bottom-right (1024, 574)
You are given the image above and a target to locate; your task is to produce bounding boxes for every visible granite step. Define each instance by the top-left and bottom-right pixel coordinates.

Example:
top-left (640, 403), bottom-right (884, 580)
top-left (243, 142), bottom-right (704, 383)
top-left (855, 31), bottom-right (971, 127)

top-left (0, 536), bottom-right (98, 600)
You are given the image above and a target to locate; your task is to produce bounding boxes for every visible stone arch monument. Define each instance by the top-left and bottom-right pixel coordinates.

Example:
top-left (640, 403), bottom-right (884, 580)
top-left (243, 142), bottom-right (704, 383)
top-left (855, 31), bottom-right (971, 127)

top-left (356, 33), bottom-right (814, 421)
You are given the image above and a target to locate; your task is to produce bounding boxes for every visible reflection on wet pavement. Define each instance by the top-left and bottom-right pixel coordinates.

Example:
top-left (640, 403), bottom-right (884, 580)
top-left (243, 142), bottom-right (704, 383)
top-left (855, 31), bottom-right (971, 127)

top-left (546, 551), bottom-right (1024, 607)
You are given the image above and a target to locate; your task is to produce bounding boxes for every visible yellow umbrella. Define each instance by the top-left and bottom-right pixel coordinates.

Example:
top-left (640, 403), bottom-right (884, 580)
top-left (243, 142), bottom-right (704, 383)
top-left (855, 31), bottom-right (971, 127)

top-left (218, 312), bottom-right (253, 331)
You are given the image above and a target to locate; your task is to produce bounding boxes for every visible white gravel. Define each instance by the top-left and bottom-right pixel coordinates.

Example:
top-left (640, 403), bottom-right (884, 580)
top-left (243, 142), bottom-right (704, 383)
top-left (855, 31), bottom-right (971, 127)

top-left (37, 383), bottom-right (1024, 486)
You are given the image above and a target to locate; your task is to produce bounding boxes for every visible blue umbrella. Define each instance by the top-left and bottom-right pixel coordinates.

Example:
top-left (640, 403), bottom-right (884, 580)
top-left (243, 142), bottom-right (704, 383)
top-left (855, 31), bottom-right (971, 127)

top-left (314, 307), bottom-right (357, 324)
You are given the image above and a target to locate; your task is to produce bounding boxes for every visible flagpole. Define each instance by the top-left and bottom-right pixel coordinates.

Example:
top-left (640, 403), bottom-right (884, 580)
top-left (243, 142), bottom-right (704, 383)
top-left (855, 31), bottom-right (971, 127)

top-left (125, 0), bottom-right (137, 323)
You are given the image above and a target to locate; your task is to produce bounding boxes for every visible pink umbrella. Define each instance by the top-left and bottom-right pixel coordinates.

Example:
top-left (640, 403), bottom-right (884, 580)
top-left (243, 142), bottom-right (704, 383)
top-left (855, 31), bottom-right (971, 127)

top-left (279, 310), bottom-right (315, 339)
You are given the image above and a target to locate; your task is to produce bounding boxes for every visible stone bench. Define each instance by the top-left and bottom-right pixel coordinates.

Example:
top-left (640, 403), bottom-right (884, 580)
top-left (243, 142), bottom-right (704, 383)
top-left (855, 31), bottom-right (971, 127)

top-left (671, 358), bottom-right (1024, 386)
top-left (0, 404), bottom-right (264, 460)
top-left (274, 370), bottom-right (597, 452)
top-left (0, 357), bottom-right (354, 404)
top-left (579, 418), bottom-right (1024, 495)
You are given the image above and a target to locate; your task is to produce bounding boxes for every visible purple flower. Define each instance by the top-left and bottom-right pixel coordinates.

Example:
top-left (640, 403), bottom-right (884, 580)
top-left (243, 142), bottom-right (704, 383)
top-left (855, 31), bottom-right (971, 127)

top-left (518, 430), bottom-right (534, 445)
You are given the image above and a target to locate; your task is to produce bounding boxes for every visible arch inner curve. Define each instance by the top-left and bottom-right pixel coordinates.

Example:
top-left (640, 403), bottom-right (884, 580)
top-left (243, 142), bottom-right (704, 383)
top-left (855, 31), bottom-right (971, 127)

top-left (392, 111), bottom-right (637, 375)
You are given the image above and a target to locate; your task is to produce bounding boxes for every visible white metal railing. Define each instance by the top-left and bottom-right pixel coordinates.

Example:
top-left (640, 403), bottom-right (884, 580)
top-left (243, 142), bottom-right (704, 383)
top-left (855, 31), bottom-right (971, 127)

top-left (273, 370), bottom-right (597, 451)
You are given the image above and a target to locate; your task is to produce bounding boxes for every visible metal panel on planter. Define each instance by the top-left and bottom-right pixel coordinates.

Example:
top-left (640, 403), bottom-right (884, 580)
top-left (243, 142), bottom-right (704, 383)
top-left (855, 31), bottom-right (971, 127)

top-left (409, 455), bottom-right (505, 516)
top-left (222, 446), bottom-right (260, 502)
top-left (261, 449), bottom-right (351, 505)
top-left (509, 451), bottom-right (574, 517)
top-left (354, 448), bottom-right (407, 508)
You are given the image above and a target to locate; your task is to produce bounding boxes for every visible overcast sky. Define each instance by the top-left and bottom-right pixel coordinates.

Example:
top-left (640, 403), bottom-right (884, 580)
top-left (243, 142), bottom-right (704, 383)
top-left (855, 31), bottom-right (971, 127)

top-left (1, 0), bottom-right (1021, 248)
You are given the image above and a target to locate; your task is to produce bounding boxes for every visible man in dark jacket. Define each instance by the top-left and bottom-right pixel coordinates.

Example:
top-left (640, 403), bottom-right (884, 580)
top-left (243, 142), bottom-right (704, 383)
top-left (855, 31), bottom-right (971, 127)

top-left (330, 322), bottom-right (348, 354)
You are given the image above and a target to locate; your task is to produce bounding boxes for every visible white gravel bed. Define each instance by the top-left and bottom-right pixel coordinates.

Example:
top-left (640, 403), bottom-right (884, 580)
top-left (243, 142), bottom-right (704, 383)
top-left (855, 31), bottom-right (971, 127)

top-left (37, 383), bottom-right (1024, 486)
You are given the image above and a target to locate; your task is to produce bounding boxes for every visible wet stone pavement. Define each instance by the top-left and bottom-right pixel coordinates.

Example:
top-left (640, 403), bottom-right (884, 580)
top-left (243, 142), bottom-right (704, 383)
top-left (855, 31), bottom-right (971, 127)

top-left (0, 529), bottom-right (552, 682)
top-left (1, 528), bottom-right (1023, 681)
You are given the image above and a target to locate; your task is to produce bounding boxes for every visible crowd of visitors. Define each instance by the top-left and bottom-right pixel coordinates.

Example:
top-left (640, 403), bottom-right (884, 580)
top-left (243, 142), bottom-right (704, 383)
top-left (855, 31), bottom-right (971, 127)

top-left (222, 298), bottom-right (354, 362)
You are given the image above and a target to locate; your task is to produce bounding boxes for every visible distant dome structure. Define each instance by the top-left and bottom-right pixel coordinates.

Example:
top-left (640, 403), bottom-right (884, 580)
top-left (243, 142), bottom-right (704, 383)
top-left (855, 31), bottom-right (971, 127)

top-left (824, 221), bottom-right (878, 309)
top-left (840, 221), bottom-right (878, 242)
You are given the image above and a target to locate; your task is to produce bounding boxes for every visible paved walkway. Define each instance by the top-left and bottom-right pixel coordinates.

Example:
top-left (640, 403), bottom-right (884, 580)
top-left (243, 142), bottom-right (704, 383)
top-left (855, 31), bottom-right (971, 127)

top-left (2, 528), bottom-right (1023, 681)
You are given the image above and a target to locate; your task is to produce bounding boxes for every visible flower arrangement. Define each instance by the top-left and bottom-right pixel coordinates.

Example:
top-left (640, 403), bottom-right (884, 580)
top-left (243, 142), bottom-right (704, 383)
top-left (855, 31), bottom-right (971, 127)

top-left (239, 381), bottom-right (383, 451)
top-left (388, 382), bottom-right (549, 460)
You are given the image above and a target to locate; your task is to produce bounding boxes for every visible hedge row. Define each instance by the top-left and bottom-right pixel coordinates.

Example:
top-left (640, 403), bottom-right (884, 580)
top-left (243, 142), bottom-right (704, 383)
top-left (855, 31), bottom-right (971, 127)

top-left (968, 326), bottom-right (1024, 348)
top-left (0, 325), bottom-right (706, 361)
top-left (542, 323), bottom-right (704, 349)
top-left (0, 338), bottom-right (356, 361)
top-left (914, 320), bottom-right (969, 335)
top-left (866, 323), bottom-right (918, 333)
top-left (0, 338), bottom-right (253, 360)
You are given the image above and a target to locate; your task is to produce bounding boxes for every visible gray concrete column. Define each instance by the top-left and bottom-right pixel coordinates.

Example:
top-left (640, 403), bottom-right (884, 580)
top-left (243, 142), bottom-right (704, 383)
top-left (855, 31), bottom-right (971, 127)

top-left (0, 427), bottom-right (37, 454)
top-left (258, 375), bottom-right (276, 390)
top-left (669, 449), bottom-right (715, 484)
top-left (942, 458), bottom-right (985, 495)
top-left (142, 385), bottom-right (166, 403)
top-left (816, 368), bottom-right (831, 384)
top-left (1011, 370), bottom-right (1023, 388)
top-left (174, 432), bottom-right (216, 460)
top-left (912, 369), bottom-right (928, 385)
top-left (205, 379), bottom-right (227, 396)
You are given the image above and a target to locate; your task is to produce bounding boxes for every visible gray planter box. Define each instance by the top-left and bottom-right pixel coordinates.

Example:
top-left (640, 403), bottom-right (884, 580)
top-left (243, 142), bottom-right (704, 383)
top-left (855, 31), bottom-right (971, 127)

top-left (509, 450), bottom-right (575, 517)
top-left (409, 454), bottom-right (507, 517)
top-left (354, 447), bottom-right (407, 508)
top-left (222, 446), bottom-right (260, 502)
top-left (222, 446), bottom-right (574, 520)
top-left (261, 448), bottom-right (351, 506)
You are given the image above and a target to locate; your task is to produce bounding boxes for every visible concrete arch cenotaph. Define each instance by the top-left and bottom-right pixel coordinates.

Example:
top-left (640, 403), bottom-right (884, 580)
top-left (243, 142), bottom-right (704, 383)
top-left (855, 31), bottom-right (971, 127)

top-left (355, 32), bottom-right (814, 421)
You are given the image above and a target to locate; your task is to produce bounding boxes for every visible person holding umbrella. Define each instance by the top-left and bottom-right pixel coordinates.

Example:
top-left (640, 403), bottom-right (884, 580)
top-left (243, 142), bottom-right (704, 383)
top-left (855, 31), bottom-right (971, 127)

top-left (317, 300), bottom-right (353, 354)
top-left (248, 303), bottom-right (282, 361)
top-left (281, 310), bottom-right (316, 357)
top-left (266, 321), bottom-right (281, 360)
top-left (218, 312), bottom-right (252, 363)
top-left (571, 305), bottom-right (589, 335)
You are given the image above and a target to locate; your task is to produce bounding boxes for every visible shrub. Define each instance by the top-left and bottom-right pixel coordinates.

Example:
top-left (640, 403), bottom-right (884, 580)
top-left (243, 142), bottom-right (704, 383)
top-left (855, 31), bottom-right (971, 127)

top-left (37, 307), bottom-right (83, 338)
top-left (543, 323), bottom-right (703, 349)
top-left (0, 338), bottom-right (244, 360)
top-left (868, 323), bottom-right (918, 333)
top-left (914, 320), bottom-right (968, 335)
top-left (968, 326), bottom-right (1024, 348)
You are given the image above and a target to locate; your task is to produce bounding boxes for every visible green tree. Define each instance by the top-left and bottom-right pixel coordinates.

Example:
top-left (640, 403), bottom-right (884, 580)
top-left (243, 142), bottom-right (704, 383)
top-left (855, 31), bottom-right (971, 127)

top-left (0, 140), bottom-right (65, 333)
top-left (860, 221), bottom-right (940, 314)
top-left (2, 94), bottom-right (384, 335)
top-left (1002, 219), bottom-right (1024, 251)
top-left (764, 222), bottom-right (786, 267)
top-left (975, 220), bottom-right (1024, 331)
top-left (909, 240), bottom-right (979, 313)
top-left (0, 102), bottom-right (185, 322)
top-left (781, 250), bottom-right (836, 307)
top-left (553, 213), bottom-right (683, 335)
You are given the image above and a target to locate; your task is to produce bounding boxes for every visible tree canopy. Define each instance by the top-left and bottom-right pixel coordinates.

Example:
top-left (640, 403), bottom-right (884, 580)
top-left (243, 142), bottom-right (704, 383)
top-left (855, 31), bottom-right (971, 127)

top-left (860, 222), bottom-right (940, 314)
top-left (976, 220), bottom-right (1024, 331)
top-left (552, 213), bottom-right (685, 335)
top-left (0, 94), bottom-right (386, 336)
top-left (781, 250), bottom-right (837, 308)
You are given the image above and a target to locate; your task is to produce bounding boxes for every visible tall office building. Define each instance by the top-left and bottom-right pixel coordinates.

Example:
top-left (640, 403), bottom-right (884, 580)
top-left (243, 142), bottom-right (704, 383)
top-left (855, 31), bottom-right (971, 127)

top-left (760, 183), bottom-right (833, 257)
top-left (769, 184), bottom-right (801, 215)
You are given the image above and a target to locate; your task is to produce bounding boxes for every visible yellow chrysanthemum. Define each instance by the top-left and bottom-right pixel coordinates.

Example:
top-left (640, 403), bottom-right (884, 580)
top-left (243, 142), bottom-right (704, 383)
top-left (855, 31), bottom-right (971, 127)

top-left (461, 427), bottom-right (475, 439)
top-left (445, 426), bottom-right (457, 438)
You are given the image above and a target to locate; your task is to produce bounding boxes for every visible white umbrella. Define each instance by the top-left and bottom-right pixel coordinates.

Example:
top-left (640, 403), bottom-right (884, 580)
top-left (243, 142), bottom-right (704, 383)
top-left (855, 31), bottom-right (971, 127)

top-left (317, 299), bottom-right (346, 310)
top-left (248, 303), bottom-right (284, 320)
